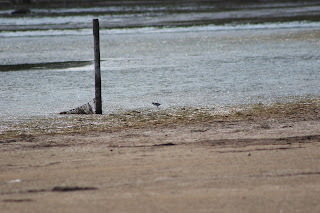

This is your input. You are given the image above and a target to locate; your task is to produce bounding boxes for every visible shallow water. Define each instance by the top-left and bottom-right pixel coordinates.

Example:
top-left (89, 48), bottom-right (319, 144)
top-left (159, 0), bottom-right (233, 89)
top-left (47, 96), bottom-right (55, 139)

top-left (0, 1), bottom-right (320, 126)
top-left (1, 26), bottom-right (319, 119)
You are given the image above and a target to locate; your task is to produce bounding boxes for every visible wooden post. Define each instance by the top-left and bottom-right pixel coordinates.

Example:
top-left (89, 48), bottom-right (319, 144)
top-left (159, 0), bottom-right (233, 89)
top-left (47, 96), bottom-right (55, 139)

top-left (93, 19), bottom-right (102, 114)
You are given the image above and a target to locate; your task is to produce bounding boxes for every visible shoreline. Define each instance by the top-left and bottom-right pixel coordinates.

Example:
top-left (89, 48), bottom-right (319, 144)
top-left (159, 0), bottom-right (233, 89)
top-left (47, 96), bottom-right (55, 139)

top-left (1, 97), bottom-right (319, 140)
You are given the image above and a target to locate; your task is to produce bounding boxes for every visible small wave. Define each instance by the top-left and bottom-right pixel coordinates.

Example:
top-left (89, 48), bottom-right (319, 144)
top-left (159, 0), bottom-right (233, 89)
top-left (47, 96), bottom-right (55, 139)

top-left (1, 21), bottom-right (320, 38)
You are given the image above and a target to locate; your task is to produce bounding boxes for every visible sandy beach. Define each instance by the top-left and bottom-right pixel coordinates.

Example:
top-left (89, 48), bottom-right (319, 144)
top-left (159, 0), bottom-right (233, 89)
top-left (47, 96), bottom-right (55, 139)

top-left (0, 101), bottom-right (320, 212)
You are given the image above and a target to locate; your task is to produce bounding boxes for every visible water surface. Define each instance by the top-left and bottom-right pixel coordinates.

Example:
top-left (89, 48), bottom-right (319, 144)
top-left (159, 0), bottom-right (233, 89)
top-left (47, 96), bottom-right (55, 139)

top-left (0, 1), bottom-right (320, 127)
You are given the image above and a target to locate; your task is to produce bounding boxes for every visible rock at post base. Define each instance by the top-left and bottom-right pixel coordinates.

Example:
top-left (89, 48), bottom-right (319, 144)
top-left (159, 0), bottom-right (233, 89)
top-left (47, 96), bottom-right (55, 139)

top-left (59, 99), bottom-right (96, 115)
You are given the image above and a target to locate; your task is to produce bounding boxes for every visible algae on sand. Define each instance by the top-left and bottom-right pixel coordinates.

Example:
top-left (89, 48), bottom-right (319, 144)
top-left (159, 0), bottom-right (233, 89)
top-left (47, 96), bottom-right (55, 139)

top-left (0, 98), bottom-right (319, 140)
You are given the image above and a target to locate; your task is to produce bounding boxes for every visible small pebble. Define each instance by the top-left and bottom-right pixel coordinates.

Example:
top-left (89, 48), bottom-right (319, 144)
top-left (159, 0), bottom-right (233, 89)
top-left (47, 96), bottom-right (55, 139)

top-left (247, 153), bottom-right (251, 156)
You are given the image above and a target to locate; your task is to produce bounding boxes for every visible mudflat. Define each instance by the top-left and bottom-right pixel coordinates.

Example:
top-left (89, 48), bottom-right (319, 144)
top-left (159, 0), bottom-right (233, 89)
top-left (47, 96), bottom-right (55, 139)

top-left (1, 101), bottom-right (320, 213)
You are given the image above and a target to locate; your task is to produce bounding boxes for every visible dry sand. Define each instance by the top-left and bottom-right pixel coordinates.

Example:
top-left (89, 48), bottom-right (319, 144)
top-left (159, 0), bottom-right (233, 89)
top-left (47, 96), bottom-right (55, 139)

top-left (1, 103), bottom-right (320, 213)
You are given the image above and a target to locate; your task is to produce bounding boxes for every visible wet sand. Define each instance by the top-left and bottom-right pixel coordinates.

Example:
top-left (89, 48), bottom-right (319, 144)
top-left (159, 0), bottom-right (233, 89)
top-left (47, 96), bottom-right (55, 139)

top-left (1, 102), bottom-right (320, 212)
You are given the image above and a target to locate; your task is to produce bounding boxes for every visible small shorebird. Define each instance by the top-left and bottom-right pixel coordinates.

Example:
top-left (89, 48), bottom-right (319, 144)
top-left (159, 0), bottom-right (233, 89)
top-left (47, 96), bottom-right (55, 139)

top-left (152, 102), bottom-right (161, 108)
